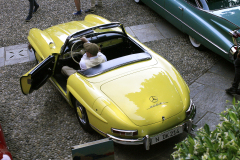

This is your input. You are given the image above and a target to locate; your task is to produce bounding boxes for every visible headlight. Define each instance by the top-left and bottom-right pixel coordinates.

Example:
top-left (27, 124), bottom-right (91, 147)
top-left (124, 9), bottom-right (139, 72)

top-left (185, 99), bottom-right (196, 120)
top-left (111, 128), bottom-right (138, 136)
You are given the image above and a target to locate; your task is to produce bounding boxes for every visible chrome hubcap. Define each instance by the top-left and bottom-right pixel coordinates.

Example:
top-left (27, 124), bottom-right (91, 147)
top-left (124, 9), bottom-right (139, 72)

top-left (189, 36), bottom-right (201, 48)
top-left (76, 101), bottom-right (87, 125)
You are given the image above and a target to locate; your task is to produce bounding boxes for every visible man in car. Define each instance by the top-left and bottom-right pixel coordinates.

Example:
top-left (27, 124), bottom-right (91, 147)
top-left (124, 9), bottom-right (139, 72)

top-left (61, 37), bottom-right (107, 76)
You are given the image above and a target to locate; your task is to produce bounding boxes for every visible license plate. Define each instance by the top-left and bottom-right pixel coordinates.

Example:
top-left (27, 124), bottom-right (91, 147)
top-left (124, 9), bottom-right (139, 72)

top-left (151, 125), bottom-right (183, 145)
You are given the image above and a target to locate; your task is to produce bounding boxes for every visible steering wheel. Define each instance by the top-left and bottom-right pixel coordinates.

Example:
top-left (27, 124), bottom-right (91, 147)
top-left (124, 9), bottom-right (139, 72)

top-left (71, 41), bottom-right (84, 64)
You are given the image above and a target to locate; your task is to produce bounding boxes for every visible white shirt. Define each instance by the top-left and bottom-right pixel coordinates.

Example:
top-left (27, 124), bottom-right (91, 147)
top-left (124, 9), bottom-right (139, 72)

top-left (79, 52), bottom-right (107, 71)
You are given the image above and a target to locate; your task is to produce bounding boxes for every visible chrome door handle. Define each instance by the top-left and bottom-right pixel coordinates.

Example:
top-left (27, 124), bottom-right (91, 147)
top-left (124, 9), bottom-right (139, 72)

top-left (179, 7), bottom-right (184, 11)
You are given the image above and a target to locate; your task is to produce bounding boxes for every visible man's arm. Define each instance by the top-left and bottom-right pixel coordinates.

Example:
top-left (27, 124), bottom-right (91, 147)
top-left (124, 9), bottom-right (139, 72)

top-left (80, 37), bottom-right (89, 43)
top-left (78, 37), bottom-right (89, 55)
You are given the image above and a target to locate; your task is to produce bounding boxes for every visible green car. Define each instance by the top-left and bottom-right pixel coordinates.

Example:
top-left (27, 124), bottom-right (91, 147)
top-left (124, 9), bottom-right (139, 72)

top-left (135, 0), bottom-right (240, 62)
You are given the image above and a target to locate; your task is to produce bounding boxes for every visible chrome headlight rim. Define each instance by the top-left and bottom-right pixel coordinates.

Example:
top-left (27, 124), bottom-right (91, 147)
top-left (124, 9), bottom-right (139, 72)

top-left (186, 99), bottom-right (196, 120)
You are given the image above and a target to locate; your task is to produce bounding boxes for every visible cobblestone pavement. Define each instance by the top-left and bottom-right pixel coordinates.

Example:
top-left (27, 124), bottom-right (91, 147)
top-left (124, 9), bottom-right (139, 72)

top-left (0, 0), bottom-right (222, 159)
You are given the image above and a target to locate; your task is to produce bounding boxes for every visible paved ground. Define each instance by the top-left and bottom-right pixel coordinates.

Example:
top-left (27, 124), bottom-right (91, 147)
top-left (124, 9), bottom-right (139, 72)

top-left (1, 17), bottom-right (236, 159)
top-left (191, 59), bottom-right (240, 131)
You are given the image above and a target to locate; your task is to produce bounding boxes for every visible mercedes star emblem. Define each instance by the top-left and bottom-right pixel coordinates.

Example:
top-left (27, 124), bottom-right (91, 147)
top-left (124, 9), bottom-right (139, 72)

top-left (149, 96), bottom-right (158, 103)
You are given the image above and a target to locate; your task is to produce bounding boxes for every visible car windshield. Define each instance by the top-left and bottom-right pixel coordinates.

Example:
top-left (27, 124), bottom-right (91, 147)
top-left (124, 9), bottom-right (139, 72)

top-left (60, 23), bottom-right (125, 54)
top-left (71, 23), bottom-right (124, 39)
top-left (205, 0), bottom-right (240, 10)
top-left (58, 22), bottom-right (150, 77)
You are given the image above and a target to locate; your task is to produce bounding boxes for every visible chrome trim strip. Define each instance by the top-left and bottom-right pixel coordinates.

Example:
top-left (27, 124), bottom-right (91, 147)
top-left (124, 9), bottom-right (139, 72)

top-left (90, 124), bottom-right (107, 136)
top-left (152, 0), bottom-right (228, 54)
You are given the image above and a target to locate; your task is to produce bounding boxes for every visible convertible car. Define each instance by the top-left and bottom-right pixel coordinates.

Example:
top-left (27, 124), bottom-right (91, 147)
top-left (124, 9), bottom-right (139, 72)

top-left (135, 0), bottom-right (240, 61)
top-left (20, 15), bottom-right (196, 150)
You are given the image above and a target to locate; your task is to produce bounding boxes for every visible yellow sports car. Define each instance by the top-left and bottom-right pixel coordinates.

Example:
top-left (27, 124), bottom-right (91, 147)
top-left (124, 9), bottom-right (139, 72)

top-left (20, 14), bottom-right (196, 150)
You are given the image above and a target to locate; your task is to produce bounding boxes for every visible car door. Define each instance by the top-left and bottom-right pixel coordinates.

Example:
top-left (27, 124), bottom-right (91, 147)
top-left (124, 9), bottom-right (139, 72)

top-left (164, 0), bottom-right (185, 32)
top-left (144, 0), bottom-right (165, 16)
top-left (20, 55), bottom-right (56, 95)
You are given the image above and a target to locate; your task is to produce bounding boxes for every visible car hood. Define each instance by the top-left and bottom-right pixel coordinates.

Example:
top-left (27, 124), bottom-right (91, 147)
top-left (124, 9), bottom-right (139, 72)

top-left (44, 21), bottom-right (96, 49)
top-left (212, 6), bottom-right (240, 27)
top-left (101, 68), bottom-right (184, 126)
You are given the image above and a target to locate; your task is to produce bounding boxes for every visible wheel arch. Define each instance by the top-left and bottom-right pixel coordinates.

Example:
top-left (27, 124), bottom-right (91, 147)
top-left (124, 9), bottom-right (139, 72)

top-left (66, 79), bottom-right (108, 124)
top-left (28, 28), bottom-right (60, 60)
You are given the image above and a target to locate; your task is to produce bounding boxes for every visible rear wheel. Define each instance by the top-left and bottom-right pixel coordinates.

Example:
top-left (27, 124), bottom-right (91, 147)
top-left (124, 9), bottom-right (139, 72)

top-left (134, 0), bottom-right (142, 4)
top-left (189, 36), bottom-right (205, 50)
top-left (74, 99), bottom-right (93, 132)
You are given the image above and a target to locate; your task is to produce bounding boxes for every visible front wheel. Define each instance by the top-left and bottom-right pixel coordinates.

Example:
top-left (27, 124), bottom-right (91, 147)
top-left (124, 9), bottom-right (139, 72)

top-left (189, 36), bottom-right (205, 51)
top-left (134, 0), bottom-right (142, 4)
top-left (74, 99), bottom-right (93, 132)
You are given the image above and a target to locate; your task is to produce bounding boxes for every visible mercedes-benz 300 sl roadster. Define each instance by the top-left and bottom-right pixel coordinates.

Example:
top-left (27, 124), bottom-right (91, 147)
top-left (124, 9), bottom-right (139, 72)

top-left (20, 15), bottom-right (196, 150)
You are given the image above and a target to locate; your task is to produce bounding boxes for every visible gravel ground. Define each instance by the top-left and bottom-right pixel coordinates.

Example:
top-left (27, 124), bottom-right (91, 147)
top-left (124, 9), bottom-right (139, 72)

top-left (0, 0), bottom-right (161, 48)
top-left (1, 0), bottom-right (221, 159)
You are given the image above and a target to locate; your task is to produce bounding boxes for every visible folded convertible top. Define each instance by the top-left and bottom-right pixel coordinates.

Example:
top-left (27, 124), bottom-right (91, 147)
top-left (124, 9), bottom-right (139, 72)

top-left (78, 52), bottom-right (152, 77)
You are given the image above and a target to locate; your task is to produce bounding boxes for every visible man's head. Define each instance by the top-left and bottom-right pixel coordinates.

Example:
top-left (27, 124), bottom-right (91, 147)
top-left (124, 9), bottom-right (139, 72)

top-left (83, 43), bottom-right (99, 56)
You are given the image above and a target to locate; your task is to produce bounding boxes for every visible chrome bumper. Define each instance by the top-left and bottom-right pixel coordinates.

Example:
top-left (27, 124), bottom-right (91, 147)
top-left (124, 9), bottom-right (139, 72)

top-left (107, 119), bottom-right (193, 150)
top-left (107, 102), bottom-right (196, 150)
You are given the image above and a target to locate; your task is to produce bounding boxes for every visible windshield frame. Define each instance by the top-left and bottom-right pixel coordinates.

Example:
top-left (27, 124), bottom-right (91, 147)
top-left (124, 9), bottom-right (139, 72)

top-left (60, 22), bottom-right (127, 54)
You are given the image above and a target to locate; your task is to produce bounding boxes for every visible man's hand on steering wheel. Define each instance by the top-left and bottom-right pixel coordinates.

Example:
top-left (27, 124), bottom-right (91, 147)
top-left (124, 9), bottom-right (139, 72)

top-left (71, 40), bottom-right (84, 64)
top-left (80, 37), bottom-right (88, 43)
